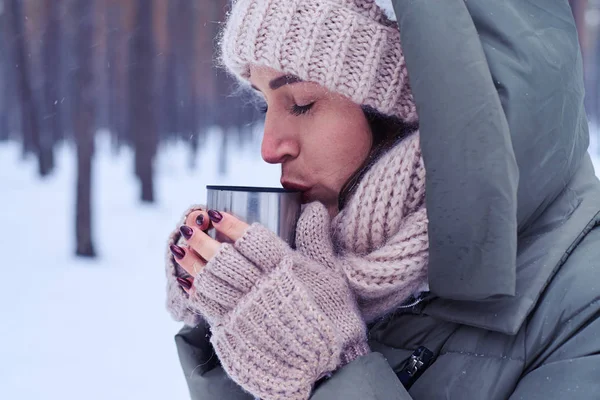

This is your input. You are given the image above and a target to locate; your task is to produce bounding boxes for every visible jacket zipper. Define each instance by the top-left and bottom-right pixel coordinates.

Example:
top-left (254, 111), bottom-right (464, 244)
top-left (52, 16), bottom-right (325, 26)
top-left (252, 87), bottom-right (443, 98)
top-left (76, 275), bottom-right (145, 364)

top-left (395, 346), bottom-right (435, 390)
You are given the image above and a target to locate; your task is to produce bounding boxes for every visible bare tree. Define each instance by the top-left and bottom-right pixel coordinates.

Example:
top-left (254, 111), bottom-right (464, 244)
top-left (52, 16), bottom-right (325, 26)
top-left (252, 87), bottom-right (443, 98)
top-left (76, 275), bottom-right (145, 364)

top-left (0, 2), bottom-right (20, 142)
top-left (40, 0), bottom-right (63, 163)
top-left (190, 0), bottom-right (216, 163)
top-left (211, 0), bottom-right (262, 174)
top-left (72, 0), bottom-right (97, 257)
top-left (4, 0), bottom-right (50, 175)
top-left (0, 0), bottom-right (9, 140)
top-left (162, 0), bottom-right (195, 137)
top-left (162, 0), bottom-right (199, 166)
top-left (105, 0), bottom-right (128, 151)
top-left (129, 0), bottom-right (157, 202)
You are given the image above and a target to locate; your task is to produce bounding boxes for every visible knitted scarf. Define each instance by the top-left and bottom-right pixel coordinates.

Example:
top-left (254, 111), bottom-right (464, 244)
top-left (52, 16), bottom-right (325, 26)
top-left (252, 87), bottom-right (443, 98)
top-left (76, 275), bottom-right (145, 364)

top-left (331, 130), bottom-right (429, 322)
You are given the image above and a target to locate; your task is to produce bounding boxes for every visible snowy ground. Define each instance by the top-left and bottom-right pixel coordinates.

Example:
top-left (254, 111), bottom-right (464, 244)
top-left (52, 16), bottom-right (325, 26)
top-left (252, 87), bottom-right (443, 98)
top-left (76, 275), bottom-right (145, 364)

top-left (0, 128), bottom-right (279, 400)
top-left (1, 127), bottom-right (599, 400)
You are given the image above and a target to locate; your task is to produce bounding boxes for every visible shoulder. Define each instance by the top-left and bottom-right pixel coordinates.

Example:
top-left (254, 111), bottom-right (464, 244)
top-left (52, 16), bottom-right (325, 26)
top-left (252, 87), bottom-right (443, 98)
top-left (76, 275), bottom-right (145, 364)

top-left (542, 224), bottom-right (600, 316)
top-left (524, 224), bottom-right (600, 367)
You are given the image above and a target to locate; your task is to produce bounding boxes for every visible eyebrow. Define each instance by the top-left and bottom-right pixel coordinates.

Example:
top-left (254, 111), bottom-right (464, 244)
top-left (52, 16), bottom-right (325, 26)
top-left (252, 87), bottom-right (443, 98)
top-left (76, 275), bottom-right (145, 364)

top-left (251, 74), bottom-right (303, 92)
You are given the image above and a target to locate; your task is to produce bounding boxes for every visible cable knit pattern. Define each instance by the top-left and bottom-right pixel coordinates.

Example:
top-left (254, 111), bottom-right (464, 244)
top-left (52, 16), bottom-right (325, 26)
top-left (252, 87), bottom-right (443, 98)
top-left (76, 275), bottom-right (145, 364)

top-left (190, 220), bottom-right (369, 400)
top-left (331, 131), bottom-right (429, 322)
top-left (220, 0), bottom-right (417, 122)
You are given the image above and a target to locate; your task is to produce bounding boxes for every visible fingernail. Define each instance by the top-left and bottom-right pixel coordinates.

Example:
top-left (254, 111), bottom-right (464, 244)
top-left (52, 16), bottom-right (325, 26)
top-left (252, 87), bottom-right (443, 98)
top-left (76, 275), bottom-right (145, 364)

top-left (195, 214), bottom-right (204, 227)
top-left (170, 244), bottom-right (185, 260)
top-left (180, 225), bottom-right (193, 240)
top-left (208, 210), bottom-right (223, 223)
top-left (177, 277), bottom-right (192, 290)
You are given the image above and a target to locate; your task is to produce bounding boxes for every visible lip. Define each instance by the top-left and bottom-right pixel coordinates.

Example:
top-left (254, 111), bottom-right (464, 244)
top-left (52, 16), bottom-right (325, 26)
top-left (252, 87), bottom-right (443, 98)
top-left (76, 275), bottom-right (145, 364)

top-left (280, 180), bottom-right (311, 192)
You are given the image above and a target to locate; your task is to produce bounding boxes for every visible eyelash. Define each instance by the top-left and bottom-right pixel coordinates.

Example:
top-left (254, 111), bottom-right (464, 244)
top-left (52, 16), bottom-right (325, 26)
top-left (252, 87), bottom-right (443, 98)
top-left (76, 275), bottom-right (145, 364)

top-left (259, 102), bottom-right (315, 116)
top-left (290, 103), bottom-right (314, 116)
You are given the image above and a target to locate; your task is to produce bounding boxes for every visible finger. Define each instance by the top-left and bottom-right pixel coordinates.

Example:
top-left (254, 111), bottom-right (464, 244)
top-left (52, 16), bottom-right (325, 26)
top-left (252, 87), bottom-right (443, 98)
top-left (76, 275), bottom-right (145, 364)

top-left (208, 210), bottom-right (249, 242)
top-left (185, 209), bottom-right (211, 232)
top-left (180, 225), bottom-right (221, 261)
top-left (170, 243), bottom-right (207, 277)
top-left (176, 276), bottom-right (193, 294)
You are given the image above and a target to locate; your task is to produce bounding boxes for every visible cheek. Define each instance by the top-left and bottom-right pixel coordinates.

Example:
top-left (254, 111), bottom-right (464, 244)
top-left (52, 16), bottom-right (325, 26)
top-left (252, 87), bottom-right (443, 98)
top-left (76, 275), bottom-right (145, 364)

top-left (306, 111), bottom-right (372, 189)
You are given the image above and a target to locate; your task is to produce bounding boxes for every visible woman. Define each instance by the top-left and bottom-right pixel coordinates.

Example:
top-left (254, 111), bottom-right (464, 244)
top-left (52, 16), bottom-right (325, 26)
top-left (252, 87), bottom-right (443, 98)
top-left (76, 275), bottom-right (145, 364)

top-left (165, 0), bottom-right (600, 399)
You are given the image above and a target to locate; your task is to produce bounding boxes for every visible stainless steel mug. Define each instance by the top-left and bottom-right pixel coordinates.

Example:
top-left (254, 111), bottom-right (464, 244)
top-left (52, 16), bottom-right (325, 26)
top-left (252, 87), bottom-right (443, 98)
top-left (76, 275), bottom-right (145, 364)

top-left (206, 185), bottom-right (302, 246)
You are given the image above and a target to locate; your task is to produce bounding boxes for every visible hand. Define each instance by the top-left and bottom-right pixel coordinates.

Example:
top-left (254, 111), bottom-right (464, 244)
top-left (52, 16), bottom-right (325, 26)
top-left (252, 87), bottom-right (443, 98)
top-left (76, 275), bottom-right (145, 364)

top-left (169, 202), bottom-right (369, 399)
top-left (170, 209), bottom-right (251, 293)
top-left (165, 206), bottom-right (252, 327)
top-left (165, 204), bottom-right (205, 327)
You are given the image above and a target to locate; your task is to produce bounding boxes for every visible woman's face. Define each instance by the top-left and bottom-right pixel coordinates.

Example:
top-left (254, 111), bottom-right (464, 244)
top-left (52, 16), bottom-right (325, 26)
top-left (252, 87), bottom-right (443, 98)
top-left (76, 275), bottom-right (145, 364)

top-left (249, 66), bottom-right (373, 216)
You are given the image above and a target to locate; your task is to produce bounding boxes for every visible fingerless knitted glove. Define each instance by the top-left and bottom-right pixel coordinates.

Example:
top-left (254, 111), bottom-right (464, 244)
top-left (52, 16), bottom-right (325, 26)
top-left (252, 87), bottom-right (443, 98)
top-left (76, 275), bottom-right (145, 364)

top-left (188, 202), bottom-right (369, 400)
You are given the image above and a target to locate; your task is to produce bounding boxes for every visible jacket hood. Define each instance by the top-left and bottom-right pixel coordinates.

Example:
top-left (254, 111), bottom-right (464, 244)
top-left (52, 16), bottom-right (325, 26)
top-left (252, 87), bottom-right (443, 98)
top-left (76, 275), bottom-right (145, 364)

top-left (392, 0), bottom-right (599, 332)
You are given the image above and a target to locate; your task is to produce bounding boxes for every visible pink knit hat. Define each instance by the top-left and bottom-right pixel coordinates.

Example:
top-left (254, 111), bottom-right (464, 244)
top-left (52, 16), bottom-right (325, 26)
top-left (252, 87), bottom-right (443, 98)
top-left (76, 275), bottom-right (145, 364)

top-left (220, 0), bottom-right (418, 122)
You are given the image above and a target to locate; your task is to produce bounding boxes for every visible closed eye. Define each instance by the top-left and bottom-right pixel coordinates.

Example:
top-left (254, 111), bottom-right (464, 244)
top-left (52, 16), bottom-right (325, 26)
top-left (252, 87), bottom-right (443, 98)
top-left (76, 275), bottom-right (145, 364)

top-left (290, 102), bottom-right (314, 116)
top-left (259, 102), bottom-right (315, 115)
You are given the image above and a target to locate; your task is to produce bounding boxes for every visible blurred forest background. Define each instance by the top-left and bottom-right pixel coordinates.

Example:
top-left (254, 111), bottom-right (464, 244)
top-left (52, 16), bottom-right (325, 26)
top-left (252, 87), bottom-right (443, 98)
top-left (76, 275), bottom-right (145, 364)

top-left (0, 0), bottom-right (599, 258)
top-left (0, 0), bottom-right (261, 257)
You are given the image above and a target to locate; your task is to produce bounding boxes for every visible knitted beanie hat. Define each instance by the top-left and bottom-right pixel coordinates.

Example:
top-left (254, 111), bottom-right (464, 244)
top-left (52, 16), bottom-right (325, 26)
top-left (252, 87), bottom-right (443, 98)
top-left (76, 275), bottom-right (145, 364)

top-left (220, 0), bottom-right (418, 122)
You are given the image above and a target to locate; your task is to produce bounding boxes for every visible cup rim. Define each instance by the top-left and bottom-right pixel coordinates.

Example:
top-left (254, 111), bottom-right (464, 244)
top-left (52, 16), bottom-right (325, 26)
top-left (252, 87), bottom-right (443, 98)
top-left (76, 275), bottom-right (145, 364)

top-left (206, 185), bottom-right (298, 193)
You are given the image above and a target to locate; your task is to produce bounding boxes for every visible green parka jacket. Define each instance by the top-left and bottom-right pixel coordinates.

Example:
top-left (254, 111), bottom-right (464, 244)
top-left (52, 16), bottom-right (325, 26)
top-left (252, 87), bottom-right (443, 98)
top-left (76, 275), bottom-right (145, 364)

top-left (174, 0), bottom-right (600, 398)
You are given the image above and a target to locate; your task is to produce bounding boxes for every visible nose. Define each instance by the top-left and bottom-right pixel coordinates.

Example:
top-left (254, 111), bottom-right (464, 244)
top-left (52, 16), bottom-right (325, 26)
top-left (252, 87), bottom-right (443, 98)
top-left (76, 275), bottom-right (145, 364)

top-left (261, 119), bottom-right (299, 164)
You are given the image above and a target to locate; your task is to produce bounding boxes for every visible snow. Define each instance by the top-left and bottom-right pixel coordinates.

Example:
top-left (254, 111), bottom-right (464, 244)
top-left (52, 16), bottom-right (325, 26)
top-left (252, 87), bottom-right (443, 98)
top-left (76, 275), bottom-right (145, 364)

top-left (0, 128), bottom-right (279, 400)
top-left (1, 126), bottom-right (599, 400)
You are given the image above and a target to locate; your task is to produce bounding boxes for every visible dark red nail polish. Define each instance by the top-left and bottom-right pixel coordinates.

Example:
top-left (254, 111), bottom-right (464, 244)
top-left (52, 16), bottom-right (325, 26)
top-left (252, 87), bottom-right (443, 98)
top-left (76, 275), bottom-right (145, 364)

top-left (180, 225), bottom-right (193, 240)
top-left (208, 210), bottom-right (223, 223)
top-left (195, 214), bottom-right (204, 227)
top-left (177, 277), bottom-right (192, 290)
top-left (170, 244), bottom-right (185, 260)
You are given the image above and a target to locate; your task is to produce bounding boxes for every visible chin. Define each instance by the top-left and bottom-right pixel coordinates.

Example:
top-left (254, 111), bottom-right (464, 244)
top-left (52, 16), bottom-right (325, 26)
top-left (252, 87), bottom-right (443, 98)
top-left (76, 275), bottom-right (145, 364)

top-left (301, 190), bottom-right (314, 204)
top-left (302, 187), bottom-right (336, 207)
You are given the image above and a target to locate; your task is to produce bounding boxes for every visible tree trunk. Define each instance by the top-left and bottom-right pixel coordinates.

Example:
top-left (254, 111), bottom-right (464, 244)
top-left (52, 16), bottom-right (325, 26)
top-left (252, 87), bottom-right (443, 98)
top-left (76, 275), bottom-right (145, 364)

top-left (72, 0), bottom-right (97, 258)
top-left (167, 0), bottom-right (198, 166)
top-left (177, 0), bottom-right (196, 141)
top-left (106, 0), bottom-right (122, 147)
top-left (40, 0), bottom-right (63, 166)
top-left (0, 3), bottom-right (8, 141)
top-left (218, 128), bottom-right (229, 176)
top-left (129, 0), bottom-right (157, 203)
top-left (212, 0), bottom-right (259, 135)
top-left (5, 0), bottom-right (50, 175)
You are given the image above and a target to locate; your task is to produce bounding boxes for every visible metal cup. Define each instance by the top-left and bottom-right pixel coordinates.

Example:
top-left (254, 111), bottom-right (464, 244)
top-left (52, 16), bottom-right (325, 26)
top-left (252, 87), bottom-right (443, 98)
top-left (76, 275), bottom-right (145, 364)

top-left (206, 185), bottom-right (302, 246)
